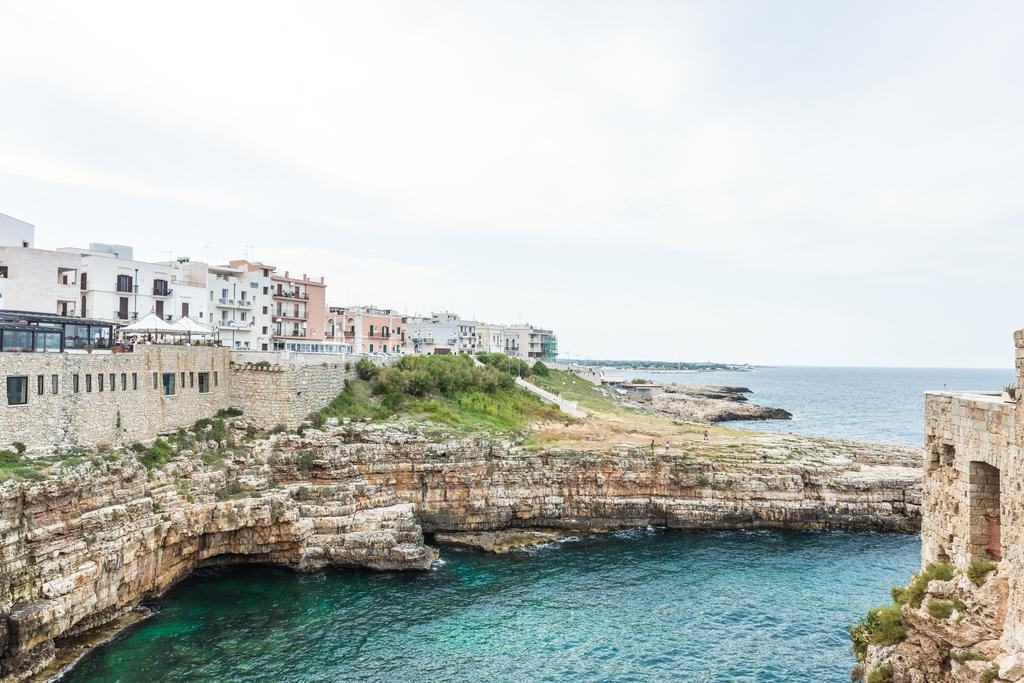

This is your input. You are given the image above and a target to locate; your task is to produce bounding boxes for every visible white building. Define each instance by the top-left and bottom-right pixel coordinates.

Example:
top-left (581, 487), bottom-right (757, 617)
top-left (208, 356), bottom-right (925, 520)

top-left (475, 323), bottom-right (505, 354)
top-left (0, 213), bottom-right (34, 248)
top-left (504, 324), bottom-right (557, 361)
top-left (431, 312), bottom-right (477, 355)
top-left (59, 244), bottom-right (209, 325)
top-left (206, 262), bottom-right (274, 351)
top-left (0, 215), bottom-right (80, 316)
top-left (404, 315), bottom-right (458, 355)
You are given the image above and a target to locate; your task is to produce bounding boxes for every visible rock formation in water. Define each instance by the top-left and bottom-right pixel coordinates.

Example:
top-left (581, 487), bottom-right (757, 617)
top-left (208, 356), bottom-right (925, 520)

top-left (628, 384), bottom-right (794, 423)
top-left (0, 420), bottom-right (920, 681)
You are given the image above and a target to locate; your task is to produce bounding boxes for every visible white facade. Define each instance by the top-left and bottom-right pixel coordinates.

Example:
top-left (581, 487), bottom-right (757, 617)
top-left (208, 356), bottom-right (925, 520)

top-left (475, 323), bottom-right (505, 354)
top-left (431, 312), bottom-right (477, 354)
top-left (0, 213), bottom-right (35, 248)
top-left (0, 246), bottom-right (81, 316)
top-left (503, 324), bottom-right (556, 361)
top-left (207, 263), bottom-right (275, 351)
top-left (404, 316), bottom-right (459, 355)
top-left (60, 245), bottom-right (209, 325)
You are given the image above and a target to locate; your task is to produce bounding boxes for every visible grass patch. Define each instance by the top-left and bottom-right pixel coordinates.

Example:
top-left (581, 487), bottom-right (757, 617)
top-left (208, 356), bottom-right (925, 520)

top-left (981, 664), bottom-right (999, 683)
top-left (967, 560), bottom-right (997, 587)
top-left (320, 355), bottom-right (565, 433)
top-left (215, 480), bottom-right (246, 501)
top-left (867, 665), bottom-right (892, 683)
top-left (892, 563), bottom-right (954, 608)
top-left (0, 448), bottom-right (47, 482)
top-left (926, 598), bottom-right (964, 620)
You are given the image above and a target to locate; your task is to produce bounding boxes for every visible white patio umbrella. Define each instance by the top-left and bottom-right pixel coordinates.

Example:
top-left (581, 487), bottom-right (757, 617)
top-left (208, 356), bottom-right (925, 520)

top-left (119, 311), bottom-right (188, 343)
top-left (174, 315), bottom-right (215, 343)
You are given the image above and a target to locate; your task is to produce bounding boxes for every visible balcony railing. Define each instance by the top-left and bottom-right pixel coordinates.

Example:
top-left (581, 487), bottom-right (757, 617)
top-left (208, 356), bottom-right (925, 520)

top-left (273, 290), bottom-right (309, 300)
top-left (217, 320), bottom-right (255, 329)
top-left (113, 310), bottom-right (139, 320)
top-left (152, 287), bottom-right (172, 297)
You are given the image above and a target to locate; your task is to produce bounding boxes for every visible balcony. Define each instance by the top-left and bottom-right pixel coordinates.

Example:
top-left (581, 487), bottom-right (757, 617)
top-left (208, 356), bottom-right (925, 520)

top-left (273, 313), bottom-right (306, 321)
top-left (113, 310), bottom-right (139, 321)
top-left (217, 297), bottom-right (254, 308)
top-left (273, 290), bottom-right (309, 300)
top-left (217, 320), bottom-right (255, 330)
top-left (152, 287), bottom-right (173, 297)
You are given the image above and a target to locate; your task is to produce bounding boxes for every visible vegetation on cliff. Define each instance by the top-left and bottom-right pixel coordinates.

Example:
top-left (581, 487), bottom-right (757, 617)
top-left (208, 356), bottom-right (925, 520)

top-left (323, 355), bottom-right (566, 433)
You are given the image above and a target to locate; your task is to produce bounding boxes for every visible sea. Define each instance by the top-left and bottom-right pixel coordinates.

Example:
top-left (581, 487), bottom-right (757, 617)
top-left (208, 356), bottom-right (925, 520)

top-left (609, 365), bottom-right (1014, 447)
top-left (63, 366), bottom-right (1013, 682)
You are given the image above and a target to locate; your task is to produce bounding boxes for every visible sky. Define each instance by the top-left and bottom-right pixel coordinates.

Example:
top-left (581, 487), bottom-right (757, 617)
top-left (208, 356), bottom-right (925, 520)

top-left (1, 1), bottom-right (1021, 367)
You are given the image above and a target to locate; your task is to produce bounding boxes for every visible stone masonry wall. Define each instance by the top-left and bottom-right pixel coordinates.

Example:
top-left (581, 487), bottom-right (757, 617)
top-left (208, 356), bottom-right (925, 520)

top-left (921, 391), bottom-right (1015, 570)
top-left (0, 346), bottom-right (231, 452)
top-left (229, 361), bottom-right (351, 429)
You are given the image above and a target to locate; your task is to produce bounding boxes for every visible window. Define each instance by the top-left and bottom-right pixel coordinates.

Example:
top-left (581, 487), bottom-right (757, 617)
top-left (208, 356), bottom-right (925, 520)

top-left (121, 373), bottom-right (127, 391)
top-left (153, 372), bottom-right (158, 389)
top-left (0, 266), bottom-right (7, 278)
top-left (73, 374), bottom-right (80, 393)
top-left (180, 372), bottom-right (185, 388)
top-left (189, 372), bottom-right (194, 388)
top-left (155, 300), bottom-right (164, 318)
top-left (214, 371), bottom-right (219, 386)
top-left (162, 373), bottom-right (175, 396)
top-left (262, 326), bottom-right (268, 334)
top-left (263, 286), bottom-right (268, 294)
top-left (182, 302), bottom-right (189, 318)
top-left (262, 306), bottom-right (268, 314)
top-left (116, 274), bottom-right (133, 293)
top-left (369, 344), bottom-right (374, 353)
top-left (6, 377), bottom-right (27, 405)
top-left (383, 345), bottom-right (388, 353)
top-left (132, 373), bottom-right (138, 390)
top-left (51, 375), bottom-right (58, 394)
top-left (109, 373), bottom-right (116, 391)
top-left (2, 330), bottom-right (31, 351)
top-left (198, 372), bottom-right (210, 393)
top-left (36, 375), bottom-right (43, 395)
top-left (118, 297), bottom-right (129, 320)
top-left (98, 373), bottom-right (104, 391)
top-left (86, 374), bottom-right (92, 392)
top-left (369, 325), bottom-right (375, 336)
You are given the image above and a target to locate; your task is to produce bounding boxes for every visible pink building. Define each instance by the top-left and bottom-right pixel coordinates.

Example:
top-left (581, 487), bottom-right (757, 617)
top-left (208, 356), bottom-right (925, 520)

top-left (328, 306), bottom-right (405, 354)
top-left (270, 271), bottom-right (327, 347)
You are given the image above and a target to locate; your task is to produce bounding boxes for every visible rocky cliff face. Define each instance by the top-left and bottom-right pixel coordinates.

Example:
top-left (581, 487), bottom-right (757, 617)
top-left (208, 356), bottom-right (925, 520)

top-left (0, 421), bottom-right (920, 681)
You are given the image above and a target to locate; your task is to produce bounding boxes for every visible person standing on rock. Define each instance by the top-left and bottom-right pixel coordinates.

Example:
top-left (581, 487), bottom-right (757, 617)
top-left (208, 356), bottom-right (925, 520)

top-left (703, 429), bottom-right (709, 441)
top-left (650, 439), bottom-right (655, 453)
top-left (664, 441), bottom-right (670, 452)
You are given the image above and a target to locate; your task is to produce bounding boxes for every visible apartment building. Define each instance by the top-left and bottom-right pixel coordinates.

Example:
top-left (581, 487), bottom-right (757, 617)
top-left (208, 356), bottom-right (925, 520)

top-left (404, 315), bottom-right (456, 355)
top-left (206, 261), bottom-right (275, 351)
top-left (429, 312), bottom-right (477, 355)
top-left (269, 271), bottom-right (327, 350)
top-left (59, 244), bottom-right (209, 324)
top-left (328, 306), bottom-right (405, 354)
top-left (475, 323), bottom-right (505, 354)
top-left (504, 324), bottom-right (558, 361)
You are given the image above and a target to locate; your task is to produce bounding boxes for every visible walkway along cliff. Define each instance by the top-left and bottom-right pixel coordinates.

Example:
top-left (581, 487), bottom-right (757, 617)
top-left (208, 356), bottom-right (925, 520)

top-left (856, 330), bottom-right (1024, 683)
top-left (0, 353), bottom-right (922, 681)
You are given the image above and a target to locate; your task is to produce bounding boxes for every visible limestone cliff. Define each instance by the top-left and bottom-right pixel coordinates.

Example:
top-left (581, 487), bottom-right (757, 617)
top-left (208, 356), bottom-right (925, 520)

top-left (0, 420), bottom-right (920, 681)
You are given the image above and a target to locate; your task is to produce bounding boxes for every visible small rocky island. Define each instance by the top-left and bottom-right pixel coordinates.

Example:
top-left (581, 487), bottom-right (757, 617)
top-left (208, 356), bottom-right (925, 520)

top-left (618, 382), bottom-right (793, 423)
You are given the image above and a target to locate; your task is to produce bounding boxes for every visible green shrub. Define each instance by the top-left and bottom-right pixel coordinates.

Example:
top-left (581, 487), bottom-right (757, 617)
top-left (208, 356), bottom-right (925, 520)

top-left (138, 439), bottom-right (175, 470)
top-left (531, 361), bottom-right (551, 377)
top-left (215, 480), bottom-right (245, 501)
top-left (926, 599), bottom-right (956, 619)
top-left (867, 665), bottom-right (892, 683)
top-left (967, 560), bottom-right (998, 587)
top-left (356, 357), bottom-right (381, 381)
top-left (850, 605), bottom-right (906, 662)
top-left (981, 664), bottom-right (999, 683)
top-left (215, 407), bottom-right (243, 418)
top-left (12, 442), bottom-right (26, 454)
top-left (477, 352), bottom-right (531, 378)
top-left (893, 563), bottom-right (954, 607)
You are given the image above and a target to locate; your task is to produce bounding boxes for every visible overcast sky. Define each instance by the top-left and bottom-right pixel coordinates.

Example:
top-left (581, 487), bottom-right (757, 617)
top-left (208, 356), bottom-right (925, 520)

top-left (1, 1), bottom-right (1021, 367)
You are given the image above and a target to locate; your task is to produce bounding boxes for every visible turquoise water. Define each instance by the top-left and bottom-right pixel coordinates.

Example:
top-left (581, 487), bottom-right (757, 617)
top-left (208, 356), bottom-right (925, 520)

top-left (66, 529), bottom-right (918, 682)
top-left (618, 366), bottom-right (1014, 447)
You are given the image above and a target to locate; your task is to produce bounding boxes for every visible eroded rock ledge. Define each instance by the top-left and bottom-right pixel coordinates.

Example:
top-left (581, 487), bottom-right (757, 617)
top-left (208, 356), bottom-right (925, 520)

top-left (0, 421), bottom-right (920, 681)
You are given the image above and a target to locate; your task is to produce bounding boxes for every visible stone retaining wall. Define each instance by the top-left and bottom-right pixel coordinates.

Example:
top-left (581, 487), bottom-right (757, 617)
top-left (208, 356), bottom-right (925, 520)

top-left (229, 361), bottom-right (352, 429)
